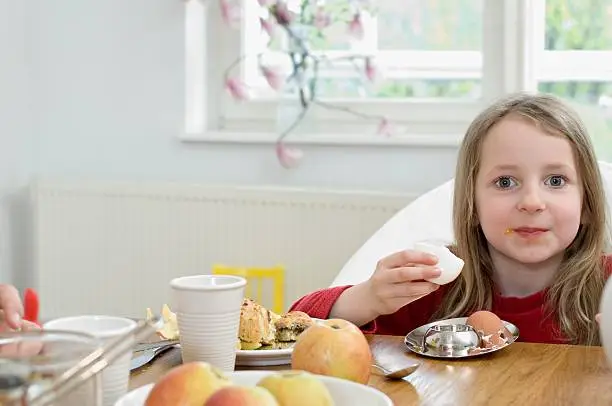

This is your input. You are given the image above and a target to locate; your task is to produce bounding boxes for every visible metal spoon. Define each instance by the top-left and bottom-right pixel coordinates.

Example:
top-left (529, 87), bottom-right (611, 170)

top-left (371, 363), bottom-right (420, 380)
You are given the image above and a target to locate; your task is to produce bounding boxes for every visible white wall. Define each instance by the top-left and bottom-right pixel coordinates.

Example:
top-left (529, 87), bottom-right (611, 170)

top-left (29, 0), bottom-right (457, 190)
top-left (0, 1), bottom-right (34, 286)
top-left (0, 0), bottom-right (458, 287)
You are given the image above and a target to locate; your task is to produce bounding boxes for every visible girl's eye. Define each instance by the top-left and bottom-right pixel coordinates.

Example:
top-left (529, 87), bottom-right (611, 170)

top-left (495, 176), bottom-right (516, 189)
top-left (545, 175), bottom-right (567, 188)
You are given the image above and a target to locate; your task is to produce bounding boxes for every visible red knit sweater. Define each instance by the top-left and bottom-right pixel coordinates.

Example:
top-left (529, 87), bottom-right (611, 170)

top-left (290, 255), bottom-right (612, 344)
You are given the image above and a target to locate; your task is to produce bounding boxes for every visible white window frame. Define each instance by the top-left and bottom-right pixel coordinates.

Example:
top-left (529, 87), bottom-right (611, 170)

top-left (180, 0), bottom-right (610, 146)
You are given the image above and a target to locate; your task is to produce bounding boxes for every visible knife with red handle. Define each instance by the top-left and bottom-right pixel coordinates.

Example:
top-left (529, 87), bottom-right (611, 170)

top-left (23, 288), bottom-right (40, 326)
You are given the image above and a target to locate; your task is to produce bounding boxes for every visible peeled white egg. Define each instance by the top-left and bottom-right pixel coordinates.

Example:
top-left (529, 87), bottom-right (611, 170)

top-left (413, 242), bottom-right (464, 285)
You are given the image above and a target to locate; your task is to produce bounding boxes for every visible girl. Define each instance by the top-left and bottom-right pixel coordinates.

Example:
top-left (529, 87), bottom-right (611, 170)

top-left (290, 92), bottom-right (611, 346)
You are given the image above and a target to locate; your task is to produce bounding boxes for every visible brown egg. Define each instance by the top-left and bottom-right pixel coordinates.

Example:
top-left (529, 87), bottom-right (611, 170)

top-left (466, 311), bottom-right (510, 348)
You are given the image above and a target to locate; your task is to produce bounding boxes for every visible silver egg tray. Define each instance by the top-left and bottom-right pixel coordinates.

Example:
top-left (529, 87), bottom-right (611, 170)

top-left (404, 317), bottom-right (519, 359)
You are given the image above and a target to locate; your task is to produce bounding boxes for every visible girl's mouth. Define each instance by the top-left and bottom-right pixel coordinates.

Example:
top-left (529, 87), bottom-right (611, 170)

top-left (512, 227), bottom-right (549, 237)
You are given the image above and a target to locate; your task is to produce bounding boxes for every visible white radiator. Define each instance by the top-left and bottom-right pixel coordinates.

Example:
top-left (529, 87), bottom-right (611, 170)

top-left (31, 179), bottom-right (414, 320)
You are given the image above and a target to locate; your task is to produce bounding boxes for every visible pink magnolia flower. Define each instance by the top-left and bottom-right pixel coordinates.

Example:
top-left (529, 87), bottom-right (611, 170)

top-left (347, 13), bottom-right (364, 40)
top-left (225, 77), bottom-right (250, 100)
top-left (272, 1), bottom-right (293, 26)
top-left (260, 65), bottom-right (284, 90)
top-left (219, 0), bottom-right (241, 28)
top-left (364, 57), bottom-right (377, 82)
top-left (376, 118), bottom-right (393, 137)
top-left (260, 17), bottom-right (276, 38)
top-left (276, 142), bottom-right (303, 169)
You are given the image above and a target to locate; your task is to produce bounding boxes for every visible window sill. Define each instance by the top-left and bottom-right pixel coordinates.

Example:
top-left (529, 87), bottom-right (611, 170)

top-left (179, 131), bottom-right (463, 148)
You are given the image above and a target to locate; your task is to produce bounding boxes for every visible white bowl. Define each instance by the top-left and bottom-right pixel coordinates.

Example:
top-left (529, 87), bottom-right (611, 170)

top-left (115, 370), bottom-right (392, 406)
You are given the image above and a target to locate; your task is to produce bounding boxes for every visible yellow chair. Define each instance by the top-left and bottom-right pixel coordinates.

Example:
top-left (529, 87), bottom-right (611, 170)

top-left (212, 264), bottom-right (285, 314)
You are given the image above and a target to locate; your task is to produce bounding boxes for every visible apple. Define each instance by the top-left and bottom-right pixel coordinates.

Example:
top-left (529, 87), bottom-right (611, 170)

top-left (144, 362), bottom-right (232, 406)
top-left (204, 386), bottom-right (279, 406)
top-left (257, 371), bottom-right (333, 406)
top-left (291, 318), bottom-right (372, 384)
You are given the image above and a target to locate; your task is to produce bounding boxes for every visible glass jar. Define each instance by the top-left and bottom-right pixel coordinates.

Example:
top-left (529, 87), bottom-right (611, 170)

top-left (0, 330), bottom-right (103, 406)
top-left (275, 23), bottom-right (320, 138)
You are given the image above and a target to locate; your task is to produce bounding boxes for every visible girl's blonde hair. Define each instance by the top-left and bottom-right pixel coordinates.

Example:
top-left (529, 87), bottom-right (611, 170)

top-left (433, 92), bottom-right (610, 345)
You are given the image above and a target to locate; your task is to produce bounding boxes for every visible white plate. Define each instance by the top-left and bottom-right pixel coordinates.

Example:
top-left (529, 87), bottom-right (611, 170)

top-left (234, 318), bottom-right (324, 367)
top-left (235, 345), bottom-right (294, 366)
top-left (115, 370), bottom-right (392, 406)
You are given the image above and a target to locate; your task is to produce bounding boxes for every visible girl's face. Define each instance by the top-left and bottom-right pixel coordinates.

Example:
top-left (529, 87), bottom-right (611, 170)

top-left (475, 115), bottom-right (583, 265)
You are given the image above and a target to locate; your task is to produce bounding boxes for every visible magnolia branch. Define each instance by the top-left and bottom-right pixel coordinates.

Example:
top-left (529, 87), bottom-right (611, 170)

top-left (218, 0), bottom-right (392, 167)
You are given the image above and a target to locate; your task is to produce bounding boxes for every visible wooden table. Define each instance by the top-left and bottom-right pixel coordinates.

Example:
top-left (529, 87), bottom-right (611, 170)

top-left (130, 335), bottom-right (612, 405)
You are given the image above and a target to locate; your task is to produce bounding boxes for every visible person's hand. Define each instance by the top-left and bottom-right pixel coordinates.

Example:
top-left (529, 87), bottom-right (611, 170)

top-left (0, 317), bottom-right (40, 333)
top-left (596, 313), bottom-right (602, 325)
top-left (0, 284), bottom-right (41, 357)
top-left (0, 319), bottom-right (42, 357)
top-left (0, 284), bottom-right (40, 332)
top-left (364, 249), bottom-right (442, 317)
top-left (0, 284), bottom-right (25, 330)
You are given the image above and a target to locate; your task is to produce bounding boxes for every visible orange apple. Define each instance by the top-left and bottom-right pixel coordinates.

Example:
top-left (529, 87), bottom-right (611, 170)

top-left (291, 318), bottom-right (372, 384)
top-left (257, 371), bottom-right (333, 406)
top-left (144, 362), bottom-right (232, 406)
top-left (204, 386), bottom-right (279, 406)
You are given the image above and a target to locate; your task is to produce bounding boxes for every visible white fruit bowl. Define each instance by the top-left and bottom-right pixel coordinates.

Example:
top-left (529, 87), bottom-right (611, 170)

top-left (115, 370), bottom-right (392, 406)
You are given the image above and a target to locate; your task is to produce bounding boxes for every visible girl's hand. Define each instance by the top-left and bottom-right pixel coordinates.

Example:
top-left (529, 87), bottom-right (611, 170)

top-left (365, 249), bottom-right (442, 316)
top-left (596, 313), bottom-right (601, 325)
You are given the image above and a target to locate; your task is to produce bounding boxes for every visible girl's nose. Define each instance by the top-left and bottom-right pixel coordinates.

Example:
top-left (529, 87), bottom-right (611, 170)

top-left (517, 186), bottom-right (546, 213)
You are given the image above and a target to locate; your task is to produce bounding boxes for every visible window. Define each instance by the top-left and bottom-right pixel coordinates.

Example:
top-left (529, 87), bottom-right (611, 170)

top-left (535, 0), bottom-right (612, 161)
top-left (184, 0), bottom-right (612, 158)
top-left (247, 0), bottom-right (484, 101)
